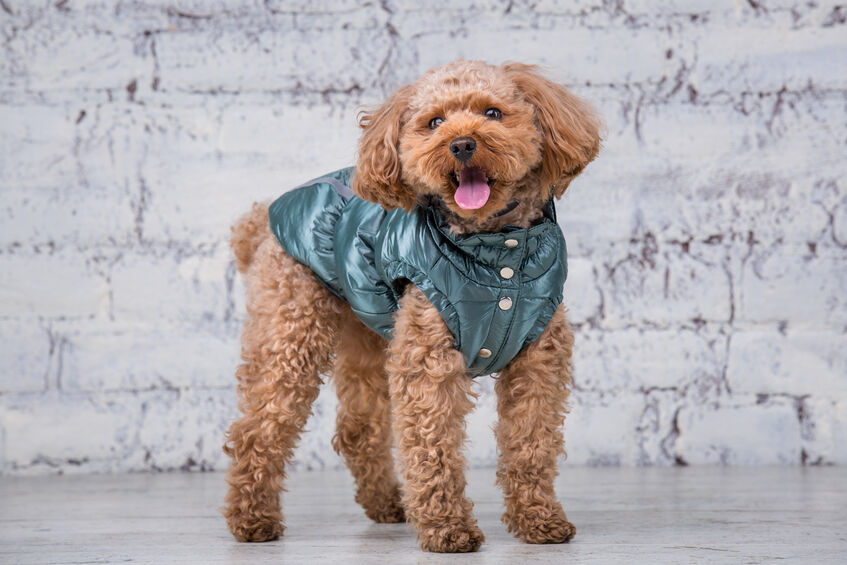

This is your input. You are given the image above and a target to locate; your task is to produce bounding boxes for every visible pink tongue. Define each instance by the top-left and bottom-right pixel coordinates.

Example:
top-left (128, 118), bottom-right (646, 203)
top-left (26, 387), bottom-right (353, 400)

top-left (454, 167), bottom-right (490, 210)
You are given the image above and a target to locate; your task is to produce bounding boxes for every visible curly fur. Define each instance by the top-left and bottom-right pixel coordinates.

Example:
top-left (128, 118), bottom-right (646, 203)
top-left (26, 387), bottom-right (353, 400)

top-left (223, 59), bottom-right (601, 552)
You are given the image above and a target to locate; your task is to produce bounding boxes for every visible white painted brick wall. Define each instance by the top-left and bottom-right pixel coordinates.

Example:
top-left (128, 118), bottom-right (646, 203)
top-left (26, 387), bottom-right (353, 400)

top-left (1, 0), bottom-right (845, 475)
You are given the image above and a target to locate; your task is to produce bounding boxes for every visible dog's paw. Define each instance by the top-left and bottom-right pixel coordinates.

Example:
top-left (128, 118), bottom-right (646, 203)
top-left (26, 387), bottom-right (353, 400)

top-left (365, 499), bottom-right (406, 523)
top-left (520, 515), bottom-right (576, 544)
top-left (227, 516), bottom-right (285, 543)
top-left (505, 508), bottom-right (576, 544)
top-left (418, 522), bottom-right (485, 553)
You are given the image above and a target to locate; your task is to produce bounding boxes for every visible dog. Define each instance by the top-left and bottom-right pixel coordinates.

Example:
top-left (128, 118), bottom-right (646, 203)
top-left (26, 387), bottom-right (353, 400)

top-left (222, 59), bottom-right (601, 553)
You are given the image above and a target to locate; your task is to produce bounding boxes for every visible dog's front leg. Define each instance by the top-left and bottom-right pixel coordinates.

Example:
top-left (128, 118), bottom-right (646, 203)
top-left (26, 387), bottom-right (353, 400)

top-left (386, 285), bottom-right (484, 553)
top-left (495, 304), bottom-right (576, 543)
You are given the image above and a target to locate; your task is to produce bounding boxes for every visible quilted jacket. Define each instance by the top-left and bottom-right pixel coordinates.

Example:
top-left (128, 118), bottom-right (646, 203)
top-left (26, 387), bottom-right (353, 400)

top-left (268, 167), bottom-right (568, 377)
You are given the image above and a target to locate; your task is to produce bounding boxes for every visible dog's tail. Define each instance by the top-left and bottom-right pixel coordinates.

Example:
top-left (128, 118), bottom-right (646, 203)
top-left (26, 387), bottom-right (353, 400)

top-left (230, 202), bottom-right (270, 274)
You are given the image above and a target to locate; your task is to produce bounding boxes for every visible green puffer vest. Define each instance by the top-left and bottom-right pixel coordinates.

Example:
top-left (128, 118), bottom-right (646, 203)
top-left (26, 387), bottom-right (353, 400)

top-left (268, 167), bottom-right (568, 377)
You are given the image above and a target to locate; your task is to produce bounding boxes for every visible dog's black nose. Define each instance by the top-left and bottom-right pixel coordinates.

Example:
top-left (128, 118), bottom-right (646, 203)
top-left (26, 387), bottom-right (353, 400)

top-left (449, 137), bottom-right (476, 163)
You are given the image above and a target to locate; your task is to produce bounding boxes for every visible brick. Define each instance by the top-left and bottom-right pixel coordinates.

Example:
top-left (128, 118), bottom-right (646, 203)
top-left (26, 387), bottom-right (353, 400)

top-left (0, 250), bottom-right (107, 319)
top-left (798, 397), bottom-right (844, 466)
top-left (531, 0), bottom-right (613, 16)
top-left (727, 329), bottom-right (847, 396)
top-left (562, 258), bottom-right (602, 325)
top-left (832, 197), bottom-right (847, 246)
top-left (0, 105), bottom-right (78, 186)
top-left (0, 391), bottom-right (142, 474)
top-left (676, 399), bottom-right (802, 465)
top-left (154, 16), bottom-right (390, 94)
top-left (635, 388), bottom-right (684, 465)
top-left (554, 160), bottom-right (643, 255)
top-left (0, 103), bottom-right (140, 247)
top-left (637, 103), bottom-right (753, 164)
top-left (0, 9), bottom-right (153, 93)
top-left (264, 0), bottom-right (371, 12)
top-left (0, 181), bottom-right (137, 249)
top-left (739, 247), bottom-right (847, 326)
top-left (109, 245), bottom-right (232, 324)
top-left (599, 242), bottom-right (731, 326)
top-left (650, 168), bottom-right (833, 247)
top-left (573, 327), bottom-right (725, 393)
top-left (621, 0), bottom-right (719, 14)
top-left (217, 103), bottom-right (360, 162)
top-left (624, 0), bottom-right (835, 22)
top-left (833, 400), bottom-right (847, 465)
top-left (692, 26), bottom-right (847, 95)
top-left (0, 321), bottom-right (51, 393)
top-left (560, 153), bottom-right (840, 258)
top-left (413, 27), bottom-right (670, 87)
top-left (564, 392), bottom-right (646, 466)
top-left (137, 101), bottom-right (359, 244)
top-left (595, 94), bottom-right (845, 246)
top-left (58, 320), bottom-right (240, 392)
top-left (125, 388), bottom-right (239, 472)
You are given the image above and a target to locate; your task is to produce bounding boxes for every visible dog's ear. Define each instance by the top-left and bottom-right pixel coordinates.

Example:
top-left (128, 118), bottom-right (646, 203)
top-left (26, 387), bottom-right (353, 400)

top-left (504, 63), bottom-right (602, 198)
top-left (353, 86), bottom-right (418, 211)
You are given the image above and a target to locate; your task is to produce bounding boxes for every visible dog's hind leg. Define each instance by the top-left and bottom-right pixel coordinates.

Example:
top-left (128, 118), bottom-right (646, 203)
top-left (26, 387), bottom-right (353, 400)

top-left (387, 285), bottom-right (484, 553)
top-left (223, 240), bottom-right (345, 542)
top-left (495, 305), bottom-right (576, 544)
top-left (332, 314), bottom-right (405, 523)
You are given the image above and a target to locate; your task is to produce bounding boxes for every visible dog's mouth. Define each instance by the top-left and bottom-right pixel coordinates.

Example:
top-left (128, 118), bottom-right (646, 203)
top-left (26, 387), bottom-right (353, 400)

top-left (449, 167), bottom-right (491, 210)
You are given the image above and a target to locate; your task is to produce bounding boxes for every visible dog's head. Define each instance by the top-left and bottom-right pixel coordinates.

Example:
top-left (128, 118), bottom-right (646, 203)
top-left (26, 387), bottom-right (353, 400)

top-left (353, 60), bottom-right (601, 231)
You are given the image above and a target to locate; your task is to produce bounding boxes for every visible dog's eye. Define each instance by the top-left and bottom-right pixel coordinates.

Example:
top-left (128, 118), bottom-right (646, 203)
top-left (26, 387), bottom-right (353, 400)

top-left (429, 117), bottom-right (444, 130)
top-left (484, 108), bottom-right (503, 120)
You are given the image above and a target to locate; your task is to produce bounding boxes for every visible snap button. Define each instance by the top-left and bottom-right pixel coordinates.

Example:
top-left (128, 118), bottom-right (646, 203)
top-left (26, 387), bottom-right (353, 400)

top-left (478, 348), bottom-right (492, 358)
top-left (498, 297), bottom-right (513, 311)
top-left (499, 267), bottom-right (514, 279)
top-left (504, 238), bottom-right (519, 248)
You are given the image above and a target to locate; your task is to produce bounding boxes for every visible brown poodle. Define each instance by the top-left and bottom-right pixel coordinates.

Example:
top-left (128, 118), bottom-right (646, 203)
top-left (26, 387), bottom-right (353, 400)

top-left (222, 59), bottom-right (601, 553)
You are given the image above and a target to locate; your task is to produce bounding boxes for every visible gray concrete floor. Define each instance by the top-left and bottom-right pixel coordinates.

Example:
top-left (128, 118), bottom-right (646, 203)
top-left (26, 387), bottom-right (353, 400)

top-left (1, 466), bottom-right (845, 564)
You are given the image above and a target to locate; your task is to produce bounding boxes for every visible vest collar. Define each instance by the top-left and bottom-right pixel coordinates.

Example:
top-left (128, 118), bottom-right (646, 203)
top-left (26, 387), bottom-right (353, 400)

top-left (423, 200), bottom-right (562, 274)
